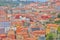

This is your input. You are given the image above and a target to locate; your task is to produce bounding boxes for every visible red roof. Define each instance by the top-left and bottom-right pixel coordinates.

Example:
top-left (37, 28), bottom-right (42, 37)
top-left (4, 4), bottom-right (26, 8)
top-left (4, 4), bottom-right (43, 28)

top-left (55, 1), bottom-right (60, 6)
top-left (41, 14), bottom-right (51, 20)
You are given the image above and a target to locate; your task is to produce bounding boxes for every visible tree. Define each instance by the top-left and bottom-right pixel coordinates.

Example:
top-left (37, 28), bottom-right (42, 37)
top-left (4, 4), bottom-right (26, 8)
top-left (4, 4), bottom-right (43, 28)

top-left (55, 20), bottom-right (60, 24)
top-left (57, 26), bottom-right (60, 34)
top-left (58, 14), bottom-right (60, 18)
top-left (46, 33), bottom-right (54, 40)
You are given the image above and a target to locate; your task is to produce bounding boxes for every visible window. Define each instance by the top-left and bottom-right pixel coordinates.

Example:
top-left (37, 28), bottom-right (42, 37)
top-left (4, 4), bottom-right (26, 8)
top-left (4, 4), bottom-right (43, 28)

top-left (31, 28), bottom-right (40, 31)
top-left (0, 22), bottom-right (11, 27)
top-left (55, 6), bottom-right (60, 10)
top-left (0, 27), bottom-right (5, 34)
top-left (21, 10), bottom-right (26, 13)
top-left (38, 36), bottom-right (45, 40)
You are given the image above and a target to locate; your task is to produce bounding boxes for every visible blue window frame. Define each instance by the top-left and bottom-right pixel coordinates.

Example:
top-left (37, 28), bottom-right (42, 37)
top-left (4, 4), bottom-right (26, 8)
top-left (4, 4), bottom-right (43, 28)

top-left (0, 22), bottom-right (11, 27)
top-left (31, 28), bottom-right (40, 31)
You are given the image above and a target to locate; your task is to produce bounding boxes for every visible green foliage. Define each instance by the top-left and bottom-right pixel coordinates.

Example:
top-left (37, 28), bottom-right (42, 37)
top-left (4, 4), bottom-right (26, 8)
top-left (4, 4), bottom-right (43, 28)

top-left (46, 33), bottom-right (54, 40)
top-left (58, 14), bottom-right (60, 18)
top-left (57, 26), bottom-right (60, 32)
top-left (0, 3), bottom-right (4, 6)
top-left (55, 20), bottom-right (60, 24)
